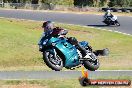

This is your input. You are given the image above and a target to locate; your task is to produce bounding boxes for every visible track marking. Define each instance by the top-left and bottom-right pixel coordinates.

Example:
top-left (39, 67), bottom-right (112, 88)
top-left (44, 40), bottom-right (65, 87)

top-left (66, 24), bottom-right (132, 36)
top-left (0, 70), bottom-right (131, 80)
top-left (0, 17), bottom-right (131, 36)
top-left (64, 70), bottom-right (132, 71)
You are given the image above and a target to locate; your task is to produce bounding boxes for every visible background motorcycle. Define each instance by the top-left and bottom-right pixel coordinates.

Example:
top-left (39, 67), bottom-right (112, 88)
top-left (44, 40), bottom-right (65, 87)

top-left (103, 15), bottom-right (120, 26)
top-left (39, 35), bottom-right (109, 71)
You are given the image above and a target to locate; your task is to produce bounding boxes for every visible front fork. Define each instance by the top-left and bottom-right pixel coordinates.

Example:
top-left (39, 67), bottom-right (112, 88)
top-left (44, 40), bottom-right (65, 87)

top-left (53, 48), bottom-right (58, 59)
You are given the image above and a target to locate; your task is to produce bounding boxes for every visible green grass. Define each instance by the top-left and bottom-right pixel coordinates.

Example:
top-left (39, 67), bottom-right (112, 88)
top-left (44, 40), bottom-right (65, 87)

top-left (0, 76), bottom-right (132, 88)
top-left (0, 18), bottom-right (45, 70)
top-left (0, 18), bottom-right (132, 71)
top-left (0, 79), bottom-right (98, 88)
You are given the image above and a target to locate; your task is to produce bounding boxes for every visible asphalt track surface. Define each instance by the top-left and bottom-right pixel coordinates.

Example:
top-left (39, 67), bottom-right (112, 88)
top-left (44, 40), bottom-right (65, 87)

top-left (0, 71), bottom-right (132, 79)
top-left (0, 9), bottom-right (132, 35)
top-left (0, 9), bottom-right (132, 79)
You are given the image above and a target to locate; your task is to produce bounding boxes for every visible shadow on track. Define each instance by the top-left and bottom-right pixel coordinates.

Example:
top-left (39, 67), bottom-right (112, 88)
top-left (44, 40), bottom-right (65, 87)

top-left (87, 24), bottom-right (107, 27)
top-left (87, 24), bottom-right (120, 28)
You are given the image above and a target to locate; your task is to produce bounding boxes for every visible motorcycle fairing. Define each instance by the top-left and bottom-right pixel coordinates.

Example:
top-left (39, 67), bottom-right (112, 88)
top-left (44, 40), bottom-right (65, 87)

top-left (48, 37), bottom-right (80, 68)
top-left (79, 41), bottom-right (88, 48)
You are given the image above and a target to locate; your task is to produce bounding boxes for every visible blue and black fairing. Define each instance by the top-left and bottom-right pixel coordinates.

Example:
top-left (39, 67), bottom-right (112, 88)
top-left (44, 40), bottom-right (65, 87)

top-left (79, 41), bottom-right (88, 48)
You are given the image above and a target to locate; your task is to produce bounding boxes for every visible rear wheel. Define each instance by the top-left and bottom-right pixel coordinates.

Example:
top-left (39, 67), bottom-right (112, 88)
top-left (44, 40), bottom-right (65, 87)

top-left (43, 50), bottom-right (63, 71)
top-left (83, 53), bottom-right (99, 71)
top-left (103, 20), bottom-right (110, 26)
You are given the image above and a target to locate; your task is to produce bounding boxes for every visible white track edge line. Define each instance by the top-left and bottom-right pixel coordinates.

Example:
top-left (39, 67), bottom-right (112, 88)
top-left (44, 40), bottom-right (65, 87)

top-left (0, 17), bottom-right (131, 36)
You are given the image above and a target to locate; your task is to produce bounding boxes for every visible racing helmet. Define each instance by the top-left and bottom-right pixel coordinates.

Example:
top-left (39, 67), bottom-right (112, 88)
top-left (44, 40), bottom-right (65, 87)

top-left (107, 10), bottom-right (111, 13)
top-left (42, 21), bottom-right (54, 32)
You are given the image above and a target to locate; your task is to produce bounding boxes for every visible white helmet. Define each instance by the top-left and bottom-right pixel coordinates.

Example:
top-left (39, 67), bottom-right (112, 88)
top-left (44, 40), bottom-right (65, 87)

top-left (107, 10), bottom-right (111, 13)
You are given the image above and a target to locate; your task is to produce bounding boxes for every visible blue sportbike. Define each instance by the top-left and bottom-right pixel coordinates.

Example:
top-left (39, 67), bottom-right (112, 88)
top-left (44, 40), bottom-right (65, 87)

top-left (38, 33), bottom-right (108, 71)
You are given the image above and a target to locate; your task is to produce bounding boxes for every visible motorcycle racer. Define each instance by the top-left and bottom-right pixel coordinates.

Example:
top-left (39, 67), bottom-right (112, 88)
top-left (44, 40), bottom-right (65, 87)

top-left (38, 21), bottom-right (90, 58)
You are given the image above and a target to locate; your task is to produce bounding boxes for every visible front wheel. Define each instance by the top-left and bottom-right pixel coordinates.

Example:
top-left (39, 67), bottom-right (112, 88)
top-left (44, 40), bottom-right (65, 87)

top-left (115, 20), bottom-right (120, 26)
top-left (83, 53), bottom-right (99, 71)
top-left (43, 50), bottom-right (63, 71)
